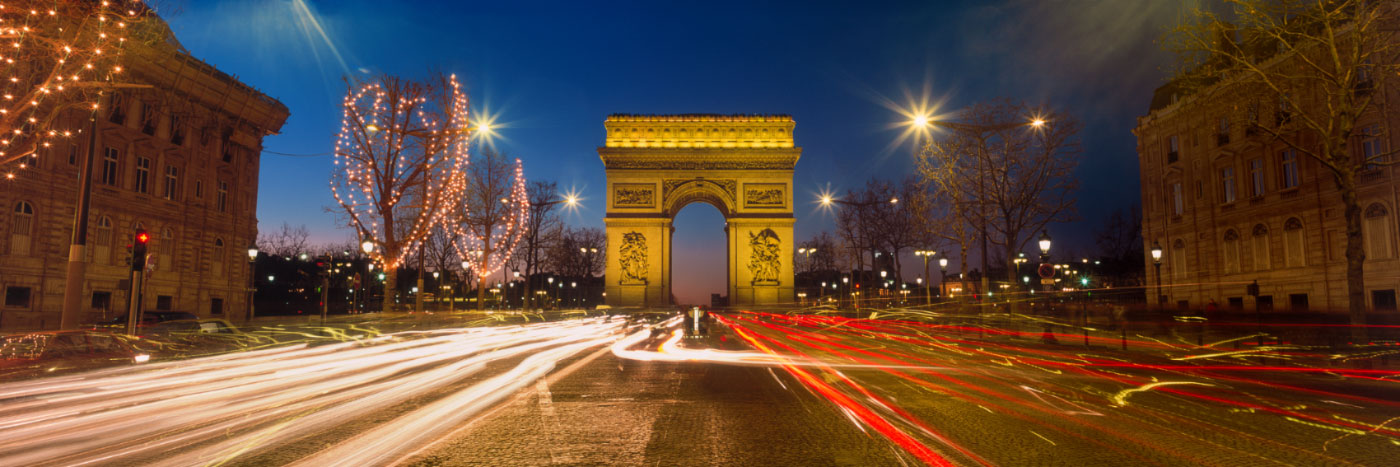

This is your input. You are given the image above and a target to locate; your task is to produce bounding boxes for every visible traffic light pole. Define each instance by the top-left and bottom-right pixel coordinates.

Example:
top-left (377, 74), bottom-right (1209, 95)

top-left (125, 230), bottom-right (149, 335)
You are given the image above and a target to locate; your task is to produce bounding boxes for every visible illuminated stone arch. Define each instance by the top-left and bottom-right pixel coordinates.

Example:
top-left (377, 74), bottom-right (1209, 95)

top-left (600, 114), bottom-right (799, 307)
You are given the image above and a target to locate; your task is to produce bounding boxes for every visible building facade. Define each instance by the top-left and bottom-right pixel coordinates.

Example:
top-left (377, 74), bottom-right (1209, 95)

top-left (1134, 80), bottom-right (1398, 313)
top-left (0, 32), bottom-right (288, 330)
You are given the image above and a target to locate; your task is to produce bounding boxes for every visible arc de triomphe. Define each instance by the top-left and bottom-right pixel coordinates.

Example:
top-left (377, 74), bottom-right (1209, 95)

top-left (600, 114), bottom-right (798, 307)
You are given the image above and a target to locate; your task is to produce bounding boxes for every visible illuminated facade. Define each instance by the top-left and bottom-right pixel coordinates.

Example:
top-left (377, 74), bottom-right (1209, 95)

top-left (600, 114), bottom-right (798, 307)
top-left (1134, 84), bottom-right (1398, 312)
top-left (0, 30), bottom-right (288, 329)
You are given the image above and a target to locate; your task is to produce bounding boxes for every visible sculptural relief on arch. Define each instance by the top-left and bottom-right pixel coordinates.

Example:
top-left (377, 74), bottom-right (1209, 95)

top-left (600, 114), bottom-right (798, 307)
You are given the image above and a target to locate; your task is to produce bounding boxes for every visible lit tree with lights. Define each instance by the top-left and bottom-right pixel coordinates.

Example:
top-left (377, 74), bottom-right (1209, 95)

top-left (0, 1), bottom-right (154, 176)
top-left (331, 73), bottom-right (472, 313)
top-left (447, 147), bottom-right (529, 310)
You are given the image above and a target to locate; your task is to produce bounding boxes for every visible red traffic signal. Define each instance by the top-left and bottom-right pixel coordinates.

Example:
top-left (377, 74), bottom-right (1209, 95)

top-left (135, 230), bottom-right (150, 244)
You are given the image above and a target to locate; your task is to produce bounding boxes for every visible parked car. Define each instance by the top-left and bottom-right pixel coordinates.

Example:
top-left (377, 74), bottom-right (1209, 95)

top-left (0, 330), bottom-right (150, 380)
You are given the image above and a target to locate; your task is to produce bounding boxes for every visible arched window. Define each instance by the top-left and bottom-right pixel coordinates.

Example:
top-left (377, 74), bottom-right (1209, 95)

top-left (1223, 229), bottom-right (1240, 274)
top-left (10, 201), bottom-right (33, 256)
top-left (159, 227), bottom-right (175, 272)
top-left (1171, 239), bottom-right (1187, 280)
top-left (1284, 218), bottom-right (1305, 267)
top-left (212, 238), bottom-right (226, 276)
top-left (1252, 224), bottom-right (1271, 271)
top-left (94, 216), bottom-right (113, 264)
top-left (1365, 203), bottom-right (1393, 260)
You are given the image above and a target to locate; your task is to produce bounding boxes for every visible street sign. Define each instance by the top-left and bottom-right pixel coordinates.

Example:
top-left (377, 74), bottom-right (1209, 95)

top-left (1037, 263), bottom-right (1054, 279)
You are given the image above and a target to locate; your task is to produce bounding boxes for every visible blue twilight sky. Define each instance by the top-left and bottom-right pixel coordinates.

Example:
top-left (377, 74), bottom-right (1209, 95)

top-left (167, 0), bottom-right (1183, 305)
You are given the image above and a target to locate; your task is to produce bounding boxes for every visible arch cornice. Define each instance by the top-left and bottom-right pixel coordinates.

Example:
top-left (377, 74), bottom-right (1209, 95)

top-left (662, 178), bottom-right (736, 217)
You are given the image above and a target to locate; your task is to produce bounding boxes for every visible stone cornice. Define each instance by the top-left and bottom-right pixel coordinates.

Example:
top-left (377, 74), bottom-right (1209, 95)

top-left (598, 147), bottom-right (800, 170)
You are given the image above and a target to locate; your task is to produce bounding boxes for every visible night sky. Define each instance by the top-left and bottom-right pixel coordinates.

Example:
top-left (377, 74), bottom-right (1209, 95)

top-left (167, 0), bottom-right (1182, 305)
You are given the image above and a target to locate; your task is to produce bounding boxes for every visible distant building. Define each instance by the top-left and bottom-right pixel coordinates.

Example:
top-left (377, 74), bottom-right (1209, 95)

top-left (1134, 69), bottom-right (1397, 313)
top-left (0, 24), bottom-right (288, 330)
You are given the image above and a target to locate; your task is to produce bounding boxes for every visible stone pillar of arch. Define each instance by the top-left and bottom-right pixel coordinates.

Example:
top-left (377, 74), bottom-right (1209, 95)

top-left (600, 114), bottom-right (800, 308)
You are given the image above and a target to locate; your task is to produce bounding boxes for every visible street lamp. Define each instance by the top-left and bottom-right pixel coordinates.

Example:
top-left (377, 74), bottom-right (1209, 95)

top-left (938, 257), bottom-right (949, 298)
top-left (915, 250), bottom-right (937, 306)
top-left (1150, 241), bottom-right (1164, 306)
top-left (1038, 230), bottom-right (1052, 262)
top-left (246, 246), bottom-right (258, 321)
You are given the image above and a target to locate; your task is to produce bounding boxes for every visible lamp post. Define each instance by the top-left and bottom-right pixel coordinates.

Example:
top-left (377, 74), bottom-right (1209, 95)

top-left (797, 247), bottom-right (817, 301)
top-left (1150, 241), bottom-right (1163, 307)
top-left (547, 276), bottom-right (555, 309)
top-left (512, 270), bottom-right (521, 309)
top-left (570, 281), bottom-right (577, 308)
top-left (938, 257), bottom-right (949, 299)
top-left (361, 240), bottom-right (375, 313)
top-left (841, 275), bottom-right (850, 310)
top-left (1038, 230), bottom-right (1052, 296)
top-left (915, 250), bottom-right (936, 306)
top-left (246, 246), bottom-right (258, 322)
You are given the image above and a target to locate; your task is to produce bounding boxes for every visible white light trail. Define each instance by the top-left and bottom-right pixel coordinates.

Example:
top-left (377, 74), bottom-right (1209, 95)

top-left (0, 319), bottom-right (623, 466)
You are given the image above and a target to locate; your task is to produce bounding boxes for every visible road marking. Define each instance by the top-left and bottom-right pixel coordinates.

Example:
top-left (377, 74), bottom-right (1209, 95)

top-left (536, 378), bottom-right (555, 416)
top-left (1030, 430), bottom-right (1056, 446)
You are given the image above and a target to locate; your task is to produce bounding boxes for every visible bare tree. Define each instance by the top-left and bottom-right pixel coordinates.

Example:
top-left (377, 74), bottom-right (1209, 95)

top-left (547, 227), bottom-right (606, 279)
top-left (1094, 205), bottom-right (1145, 287)
top-left (918, 100), bottom-right (1081, 291)
top-left (520, 181), bottom-right (563, 308)
top-left (796, 232), bottom-right (839, 274)
top-left (0, 1), bottom-right (158, 170)
top-left (330, 73), bottom-right (472, 313)
top-left (447, 147), bottom-right (529, 310)
top-left (257, 223), bottom-right (311, 258)
top-left (1168, 0), bottom-right (1399, 337)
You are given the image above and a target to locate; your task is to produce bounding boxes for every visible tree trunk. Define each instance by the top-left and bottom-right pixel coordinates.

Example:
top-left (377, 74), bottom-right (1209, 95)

top-left (382, 268), bottom-right (396, 314)
top-left (1340, 183), bottom-right (1368, 343)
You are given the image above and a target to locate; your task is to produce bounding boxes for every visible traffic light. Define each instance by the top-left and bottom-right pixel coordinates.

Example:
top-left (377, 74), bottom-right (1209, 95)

top-left (131, 229), bottom-right (149, 272)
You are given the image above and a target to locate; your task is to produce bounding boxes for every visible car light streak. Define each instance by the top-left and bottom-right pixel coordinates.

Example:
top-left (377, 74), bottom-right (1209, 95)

top-left (0, 319), bottom-right (623, 466)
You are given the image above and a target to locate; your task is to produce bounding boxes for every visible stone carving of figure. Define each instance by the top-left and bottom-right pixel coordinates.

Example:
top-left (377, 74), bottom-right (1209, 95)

top-left (747, 228), bottom-right (781, 284)
top-left (620, 232), bottom-right (648, 283)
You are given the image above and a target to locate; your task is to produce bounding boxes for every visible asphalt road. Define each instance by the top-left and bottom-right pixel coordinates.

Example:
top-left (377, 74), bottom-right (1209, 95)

top-left (4, 310), bottom-right (1398, 466)
top-left (402, 330), bottom-right (910, 466)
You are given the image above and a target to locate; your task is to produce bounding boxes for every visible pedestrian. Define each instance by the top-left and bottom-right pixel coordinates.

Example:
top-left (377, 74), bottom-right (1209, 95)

top-left (1204, 298), bottom-right (1218, 317)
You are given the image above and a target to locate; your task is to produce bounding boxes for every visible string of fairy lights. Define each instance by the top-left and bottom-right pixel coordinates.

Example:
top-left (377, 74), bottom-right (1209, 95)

top-left (0, 1), bottom-right (145, 179)
top-left (330, 74), bottom-right (473, 271)
top-left (449, 157), bottom-right (530, 282)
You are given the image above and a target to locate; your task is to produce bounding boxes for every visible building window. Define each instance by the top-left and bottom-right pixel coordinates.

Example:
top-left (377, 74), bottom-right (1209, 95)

top-left (1289, 293), bottom-right (1309, 312)
top-left (156, 295), bottom-right (173, 311)
top-left (210, 297), bottom-right (224, 316)
top-left (170, 115), bottom-right (185, 146)
top-left (1276, 93), bottom-right (1291, 126)
top-left (1364, 203), bottom-right (1393, 260)
top-left (159, 227), bottom-right (174, 272)
top-left (1171, 183), bottom-right (1184, 217)
top-left (68, 143), bottom-right (78, 165)
top-left (4, 286), bottom-right (31, 308)
top-left (1284, 217), bottom-right (1304, 267)
top-left (1360, 124), bottom-right (1385, 170)
top-left (1252, 224), bottom-right (1271, 271)
top-left (1221, 166), bottom-right (1236, 203)
top-left (1246, 103), bottom-right (1259, 134)
top-left (1167, 135), bottom-right (1179, 163)
top-left (94, 216), bottom-right (112, 264)
top-left (1223, 229), bottom-right (1240, 274)
top-left (1217, 116), bottom-right (1230, 145)
top-left (1170, 239), bottom-right (1187, 280)
top-left (1248, 158), bottom-right (1265, 197)
top-left (141, 102), bottom-right (157, 135)
top-left (1280, 149), bottom-right (1299, 189)
top-left (133, 156), bottom-right (150, 194)
top-left (194, 180), bottom-right (203, 199)
top-left (108, 93), bottom-right (126, 124)
top-left (213, 238), bottom-right (226, 276)
top-left (100, 147), bottom-right (120, 186)
top-left (1374, 290), bottom-right (1397, 311)
top-left (217, 181), bottom-right (228, 212)
top-left (163, 165), bottom-right (180, 201)
top-left (10, 201), bottom-right (33, 256)
top-left (91, 291), bottom-right (112, 312)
